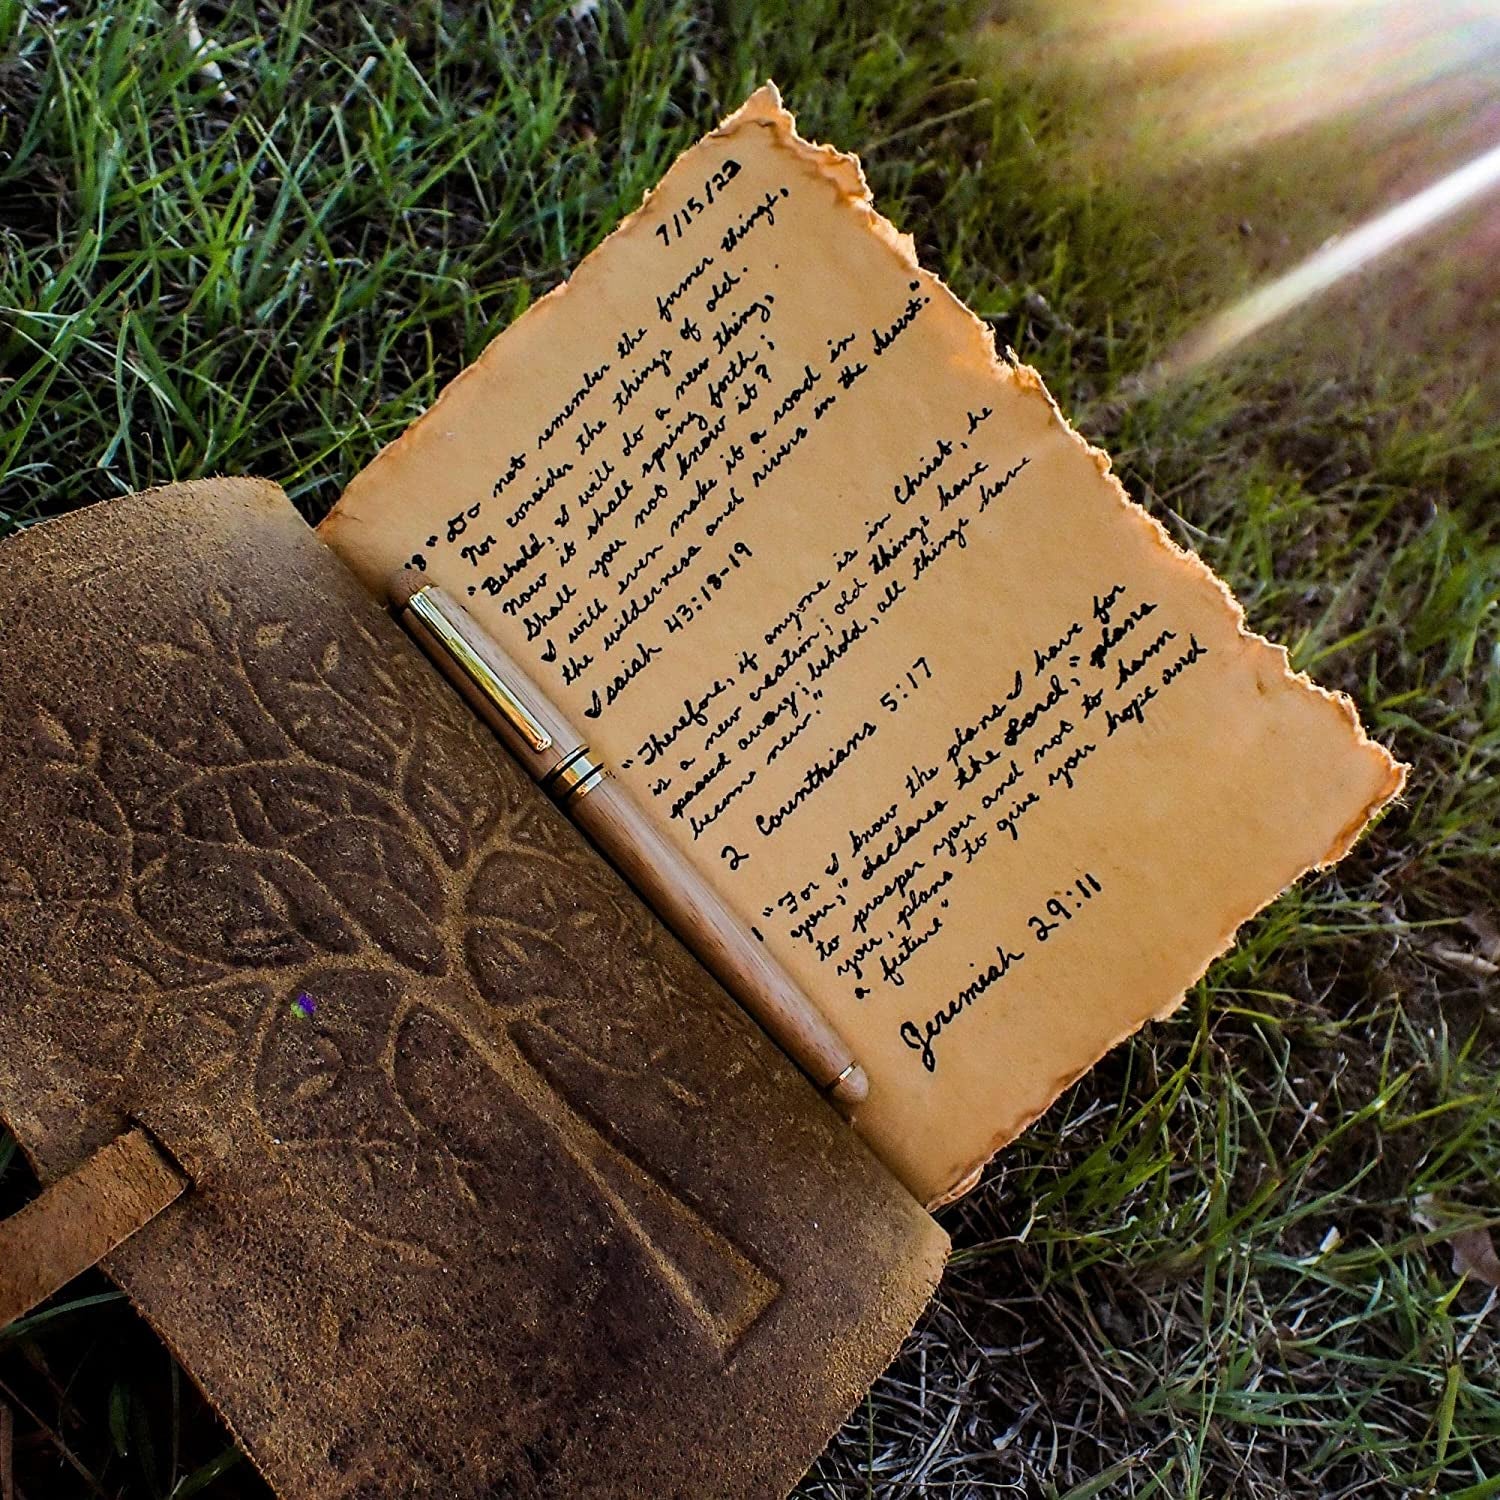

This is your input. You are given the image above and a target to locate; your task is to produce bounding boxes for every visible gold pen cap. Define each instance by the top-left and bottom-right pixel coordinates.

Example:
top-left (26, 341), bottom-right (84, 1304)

top-left (388, 569), bottom-right (581, 775)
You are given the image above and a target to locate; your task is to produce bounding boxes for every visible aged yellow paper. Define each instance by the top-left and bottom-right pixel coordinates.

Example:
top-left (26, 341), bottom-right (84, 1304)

top-left (321, 85), bottom-right (1404, 1205)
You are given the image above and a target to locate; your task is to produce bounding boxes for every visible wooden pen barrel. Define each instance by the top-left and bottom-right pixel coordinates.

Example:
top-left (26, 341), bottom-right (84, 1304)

top-left (393, 574), bottom-right (868, 1109)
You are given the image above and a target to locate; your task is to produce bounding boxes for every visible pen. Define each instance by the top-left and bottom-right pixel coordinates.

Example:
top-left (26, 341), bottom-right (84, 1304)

top-left (388, 570), bottom-right (870, 1110)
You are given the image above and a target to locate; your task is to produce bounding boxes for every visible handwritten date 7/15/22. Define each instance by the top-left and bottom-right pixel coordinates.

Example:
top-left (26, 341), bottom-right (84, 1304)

top-left (655, 159), bottom-right (743, 247)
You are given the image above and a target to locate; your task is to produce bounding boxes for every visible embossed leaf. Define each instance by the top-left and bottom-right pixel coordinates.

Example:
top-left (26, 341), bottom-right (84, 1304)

top-left (464, 895), bottom-right (689, 1080)
top-left (0, 761), bottom-right (127, 903)
top-left (99, 717), bottom-right (283, 838)
top-left (288, 817), bottom-right (447, 974)
top-left (42, 904), bottom-right (229, 991)
top-left (317, 868), bottom-right (447, 976)
top-left (157, 763), bottom-right (388, 845)
top-left (401, 712), bottom-right (518, 869)
top-left (244, 619), bottom-right (410, 787)
top-left (464, 846), bottom-right (766, 1097)
top-left (31, 705), bottom-right (80, 762)
top-left (255, 968), bottom-right (410, 1144)
top-left (465, 917), bottom-right (574, 1022)
top-left (283, 1033), bottom-right (346, 1112)
top-left (131, 756), bottom-right (448, 973)
top-left (466, 844), bottom-right (637, 945)
top-left (135, 844), bottom-right (362, 966)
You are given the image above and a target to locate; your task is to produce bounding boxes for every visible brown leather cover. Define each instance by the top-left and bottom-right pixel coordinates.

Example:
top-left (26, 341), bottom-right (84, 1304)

top-left (0, 479), bottom-right (946, 1499)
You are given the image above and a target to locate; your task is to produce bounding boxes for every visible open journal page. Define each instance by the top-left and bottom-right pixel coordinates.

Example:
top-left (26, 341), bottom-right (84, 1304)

top-left (322, 86), bottom-right (1404, 1205)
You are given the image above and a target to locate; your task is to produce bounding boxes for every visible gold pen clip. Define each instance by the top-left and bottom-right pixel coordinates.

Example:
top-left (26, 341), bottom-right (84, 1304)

top-left (405, 587), bottom-right (553, 753)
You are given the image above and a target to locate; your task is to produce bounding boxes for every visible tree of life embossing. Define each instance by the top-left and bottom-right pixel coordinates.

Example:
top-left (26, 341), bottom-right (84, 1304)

top-left (0, 584), bottom-right (779, 1360)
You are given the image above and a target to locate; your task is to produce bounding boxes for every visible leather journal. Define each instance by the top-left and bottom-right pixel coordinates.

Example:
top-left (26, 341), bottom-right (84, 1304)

top-left (0, 476), bottom-right (946, 1498)
top-left (0, 86), bottom-right (1402, 1497)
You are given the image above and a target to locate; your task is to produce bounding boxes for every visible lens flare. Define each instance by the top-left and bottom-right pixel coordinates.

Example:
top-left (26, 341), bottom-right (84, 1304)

top-left (1134, 139), bottom-right (1500, 391)
top-left (1031, 0), bottom-right (1500, 156)
top-left (999, 0), bottom-right (1500, 392)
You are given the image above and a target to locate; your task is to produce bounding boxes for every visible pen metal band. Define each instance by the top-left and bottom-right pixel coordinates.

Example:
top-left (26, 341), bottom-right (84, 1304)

top-left (824, 1061), bottom-right (859, 1094)
top-left (405, 588), bottom-right (552, 753)
top-left (542, 744), bottom-right (607, 805)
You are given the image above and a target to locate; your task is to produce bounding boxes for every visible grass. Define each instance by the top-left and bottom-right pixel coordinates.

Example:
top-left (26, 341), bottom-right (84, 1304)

top-left (1, 0), bottom-right (1497, 1495)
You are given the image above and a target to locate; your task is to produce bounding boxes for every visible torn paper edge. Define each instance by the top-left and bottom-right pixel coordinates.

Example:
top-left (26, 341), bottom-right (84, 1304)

top-left (714, 88), bottom-right (1410, 1208)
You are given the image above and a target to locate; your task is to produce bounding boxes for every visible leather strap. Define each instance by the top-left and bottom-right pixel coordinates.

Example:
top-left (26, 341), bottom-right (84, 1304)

top-left (0, 1128), bottom-right (187, 1330)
